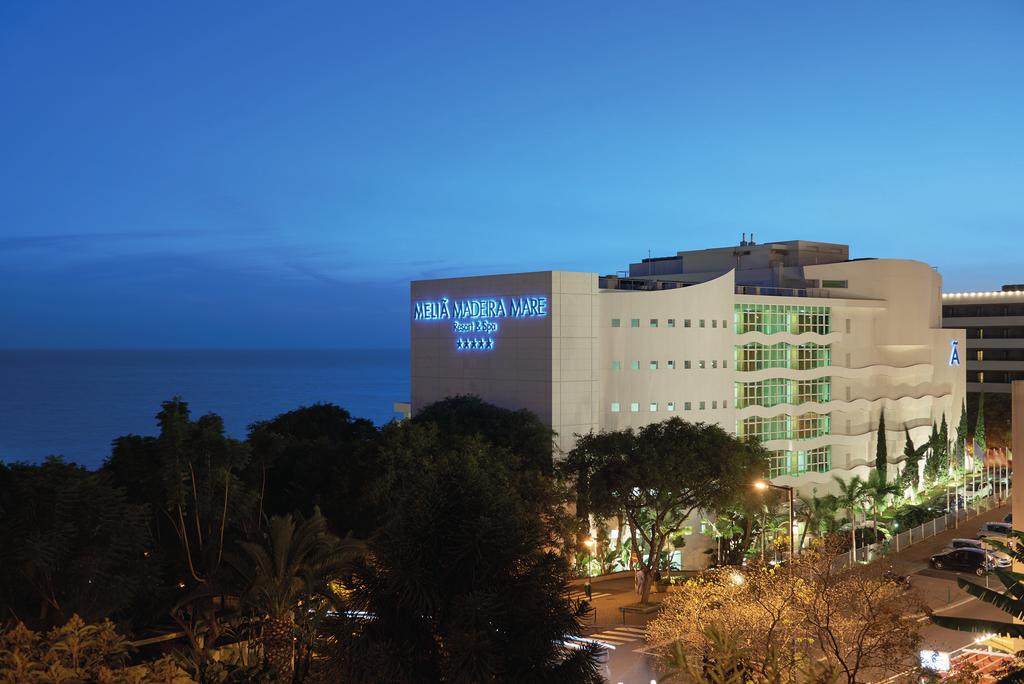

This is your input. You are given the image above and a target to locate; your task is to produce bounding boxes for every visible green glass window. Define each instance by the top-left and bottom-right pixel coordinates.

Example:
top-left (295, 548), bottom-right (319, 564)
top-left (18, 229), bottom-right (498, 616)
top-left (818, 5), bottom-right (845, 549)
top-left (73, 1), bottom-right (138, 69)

top-left (734, 377), bottom-right (831, 408)
top-left (734, 303), bottom-right (832, 335)
top-left (767, 446), bottom-right (832, 478)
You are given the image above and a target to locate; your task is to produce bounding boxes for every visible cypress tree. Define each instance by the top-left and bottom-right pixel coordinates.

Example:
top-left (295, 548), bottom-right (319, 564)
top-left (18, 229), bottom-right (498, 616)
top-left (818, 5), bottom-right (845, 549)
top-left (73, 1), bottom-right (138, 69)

top-left (875, 410), bottom-right (887, 478)
top-left (955, 399), bottom-right (968, 471)
top-left (938, 413), bottom-right (949, 474)
top-left (924, 422), bottom-right (940, 483)
top-left (902, 429), bottom-right (920, 490)
top-left (975, 391), bottom-right (987, 464)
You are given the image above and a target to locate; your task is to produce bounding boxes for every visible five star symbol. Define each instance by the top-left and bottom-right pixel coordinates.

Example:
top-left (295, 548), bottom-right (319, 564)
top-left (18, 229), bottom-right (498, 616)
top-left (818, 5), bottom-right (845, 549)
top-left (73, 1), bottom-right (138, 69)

top-left (455, 337), bottom-right (495, 351)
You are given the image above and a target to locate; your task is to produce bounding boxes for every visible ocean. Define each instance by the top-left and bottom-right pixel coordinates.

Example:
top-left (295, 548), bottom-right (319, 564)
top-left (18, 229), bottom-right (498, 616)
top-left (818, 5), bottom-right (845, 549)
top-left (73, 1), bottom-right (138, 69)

top-left (0, 349), bottom-right (409, 469)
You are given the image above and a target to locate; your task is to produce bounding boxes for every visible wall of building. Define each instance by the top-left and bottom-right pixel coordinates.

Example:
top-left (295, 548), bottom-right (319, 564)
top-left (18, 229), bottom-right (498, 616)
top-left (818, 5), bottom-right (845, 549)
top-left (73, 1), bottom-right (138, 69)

top-left (410, 270), bottom-right (599, 454)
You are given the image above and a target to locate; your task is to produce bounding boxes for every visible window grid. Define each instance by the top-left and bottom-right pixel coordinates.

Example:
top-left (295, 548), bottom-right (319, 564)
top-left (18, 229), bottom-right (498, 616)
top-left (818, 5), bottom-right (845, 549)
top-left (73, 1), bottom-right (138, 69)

top-left (611, 318), bottom-right (621, 328)
top-left (734, 377), bottom-right (831, 408)
top-left (610, 402), bottom-right (620, 412)
top-left (738, 413), bottom-right (831, 442)
top-left (734, 342), bottom-right (832, 372)
top-left (734, 304), bottom-right (832, 335)
top-left (611, 360), bottom-right (621, 370)
top-left (767, 446), bottom-right (832, 478)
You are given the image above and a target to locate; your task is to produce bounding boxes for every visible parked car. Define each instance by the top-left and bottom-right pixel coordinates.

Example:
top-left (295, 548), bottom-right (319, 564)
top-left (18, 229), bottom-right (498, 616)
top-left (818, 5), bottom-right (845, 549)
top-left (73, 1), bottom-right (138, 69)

top-left (929, 548), bottom-right (992, 576)
top-left (946, 539), bottom-right (1012, 567)
top-left (1004, 513), bottom-right (1012, 524)
top-left (978, 521), bottom-right (1013, 539)
top-left (964, 482), bottom-right (993, 500)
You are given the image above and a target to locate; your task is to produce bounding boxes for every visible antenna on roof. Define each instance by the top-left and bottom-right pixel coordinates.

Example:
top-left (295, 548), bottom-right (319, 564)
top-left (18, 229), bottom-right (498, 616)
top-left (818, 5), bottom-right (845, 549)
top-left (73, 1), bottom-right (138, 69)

top-left (741, 232), bottom-right (747, 246)
top-left (750, 233), bottom-right (756, 245)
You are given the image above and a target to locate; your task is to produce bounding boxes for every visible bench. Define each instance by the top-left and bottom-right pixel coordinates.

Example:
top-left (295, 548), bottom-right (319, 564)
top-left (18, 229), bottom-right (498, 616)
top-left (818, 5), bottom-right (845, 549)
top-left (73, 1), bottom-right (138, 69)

top-left (619, 604), bottom-right (659, 624)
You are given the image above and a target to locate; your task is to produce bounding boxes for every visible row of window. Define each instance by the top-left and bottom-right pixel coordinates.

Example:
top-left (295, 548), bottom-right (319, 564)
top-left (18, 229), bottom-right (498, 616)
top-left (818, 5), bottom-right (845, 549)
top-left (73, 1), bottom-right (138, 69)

top-left (734, 377), bottom-right (832, 408)
top-left (611, 317), bottom-right (729, 329)
top-left (610, 399), bottom-right (729, 413)
top-left (973, 349), bottom-right (1024, 362)
top-left (611, 359), bottom-right (729, 370)
top-left (767, 446), bottom-right (832, 478)
top-left (965, 327), bottom-right (1024, 340)
top-left (737, 413), bottom-right (831, 442)
top-left (944, 303), bottom-right (1024, 318)
top-left (735, 342), bottom-right (832, 372)
top-left (969, 371), bottom-right (1024, 384)
top-left (734, 304), bottom-right (832, 335)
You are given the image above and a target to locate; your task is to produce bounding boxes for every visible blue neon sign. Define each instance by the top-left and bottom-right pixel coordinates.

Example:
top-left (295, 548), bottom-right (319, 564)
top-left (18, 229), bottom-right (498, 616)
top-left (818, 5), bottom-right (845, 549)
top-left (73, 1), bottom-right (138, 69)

top-left (413, 295), bottom-right (549, 351)
top-left (949, 339), bottom-right (961, 367)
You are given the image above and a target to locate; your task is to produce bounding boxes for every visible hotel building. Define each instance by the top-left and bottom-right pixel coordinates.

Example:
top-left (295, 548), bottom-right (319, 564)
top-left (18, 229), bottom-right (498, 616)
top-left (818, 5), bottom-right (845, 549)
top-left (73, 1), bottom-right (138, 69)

top-left (942, 285), bottom-right (1024, 394)
top-left (410, 240), bottom-right (966, 565)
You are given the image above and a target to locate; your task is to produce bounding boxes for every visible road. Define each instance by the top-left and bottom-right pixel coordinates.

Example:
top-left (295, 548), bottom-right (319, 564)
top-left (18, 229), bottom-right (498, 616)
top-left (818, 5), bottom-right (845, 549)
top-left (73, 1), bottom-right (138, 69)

top-left (579, 502), bottom-right (1012, 683)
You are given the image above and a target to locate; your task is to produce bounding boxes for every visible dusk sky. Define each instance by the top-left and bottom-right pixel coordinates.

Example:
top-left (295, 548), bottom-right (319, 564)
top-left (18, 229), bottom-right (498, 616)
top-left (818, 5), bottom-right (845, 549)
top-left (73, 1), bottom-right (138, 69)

top-left (2, 2), bottom-right (1022, 349)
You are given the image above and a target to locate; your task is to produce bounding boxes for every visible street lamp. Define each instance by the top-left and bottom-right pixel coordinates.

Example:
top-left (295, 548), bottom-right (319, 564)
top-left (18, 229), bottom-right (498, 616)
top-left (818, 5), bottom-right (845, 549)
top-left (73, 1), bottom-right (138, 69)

top-left (754, 480), bottom-right (796, 561)
top-left (583, 537), bottom-right (596, 600)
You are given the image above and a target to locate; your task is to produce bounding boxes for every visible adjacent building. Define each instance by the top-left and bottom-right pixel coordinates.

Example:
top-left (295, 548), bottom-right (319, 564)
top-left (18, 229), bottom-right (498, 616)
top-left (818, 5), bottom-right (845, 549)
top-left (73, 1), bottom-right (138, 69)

top-left (410, 239), bottom-right (966, 567)
top-left (942, 285), bottom-right (1024, 393)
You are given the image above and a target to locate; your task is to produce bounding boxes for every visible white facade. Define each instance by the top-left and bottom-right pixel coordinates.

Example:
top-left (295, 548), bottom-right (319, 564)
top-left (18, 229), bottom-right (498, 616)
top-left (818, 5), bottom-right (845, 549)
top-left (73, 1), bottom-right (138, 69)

top-left (410, 242), bottom-right (967, 567)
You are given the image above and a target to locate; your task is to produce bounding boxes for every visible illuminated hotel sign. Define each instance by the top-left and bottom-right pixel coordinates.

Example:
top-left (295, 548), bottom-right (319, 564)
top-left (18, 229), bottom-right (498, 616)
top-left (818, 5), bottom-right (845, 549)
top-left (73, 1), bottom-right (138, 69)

top-left (413, 296), bottom-right (549, 351)
top-left (949, 339), bottom-right (961, 367)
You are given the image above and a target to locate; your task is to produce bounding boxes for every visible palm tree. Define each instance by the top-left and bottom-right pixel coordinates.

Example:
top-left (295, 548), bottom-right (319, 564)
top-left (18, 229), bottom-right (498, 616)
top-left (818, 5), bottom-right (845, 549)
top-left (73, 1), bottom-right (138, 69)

top-left (834, 475), bottom-right (870, 563)
top-left (796, 494), bottom-right (838, 550)
top-left (863, 469), bottom-right (902, 539)
top-left (232, 509), bottom-right (362, 680)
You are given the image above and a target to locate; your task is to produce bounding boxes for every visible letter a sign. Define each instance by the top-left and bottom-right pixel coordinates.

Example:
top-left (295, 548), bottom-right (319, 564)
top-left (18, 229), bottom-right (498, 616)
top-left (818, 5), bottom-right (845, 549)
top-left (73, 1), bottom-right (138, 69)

top-left (949, 339), bottom-right (961, 367)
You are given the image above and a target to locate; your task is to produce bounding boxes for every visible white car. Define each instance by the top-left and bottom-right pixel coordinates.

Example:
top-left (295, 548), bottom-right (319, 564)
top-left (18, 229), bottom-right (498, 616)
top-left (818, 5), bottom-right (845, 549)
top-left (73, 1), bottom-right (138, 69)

top-left (964, 482), bottom-right (993, 500)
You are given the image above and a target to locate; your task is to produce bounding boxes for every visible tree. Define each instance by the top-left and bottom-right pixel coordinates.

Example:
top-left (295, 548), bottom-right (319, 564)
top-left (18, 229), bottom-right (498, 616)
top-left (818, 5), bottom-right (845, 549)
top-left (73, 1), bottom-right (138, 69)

top-left (246, 403), bottom-right (380, 536)
top-left (648, 544), bottom-right (925, 684)
top-left (834, 476), bottom-right (870, 563)
top-left (232, 509), bottom-right (361, 680)
top-left (796, 494), bottom-right (838, 551)
top-left (939, 413), bottom-right (950, 475)
top-left (875, 410), bottom-right (887, 478)
top-left (322, 442), bottom-right (602, 682)
top-left (0, 458), bottom-right (153, 628)
top-left (863, 470), bottom-right (901, 538)
top-left (974, 391), bottom-right (987, 463)
top-left (955, 399), bottom-right (969, 472)
top-left (901, 429), bottom-right (921, 493)
top-left (569, 419), bottom-right (766, 604)
top-left (924, 422), bottom-right (942, 483)
top-left (413, 395), bottom-right (556, 474)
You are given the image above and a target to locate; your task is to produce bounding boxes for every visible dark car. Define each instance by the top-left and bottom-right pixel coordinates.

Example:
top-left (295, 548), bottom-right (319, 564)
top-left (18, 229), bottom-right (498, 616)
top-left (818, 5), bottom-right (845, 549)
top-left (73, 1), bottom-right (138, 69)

top-left (1005, 513), bottom-right (1013, 524)
top-left (929, 548), bottom-right (991, 576)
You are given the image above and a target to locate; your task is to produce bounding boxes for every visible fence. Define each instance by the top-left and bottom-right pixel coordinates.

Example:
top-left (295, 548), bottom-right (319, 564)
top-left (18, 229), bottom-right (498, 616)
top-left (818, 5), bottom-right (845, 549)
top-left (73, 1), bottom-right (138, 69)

top-left (832, 494), bottom-right (1006, 570)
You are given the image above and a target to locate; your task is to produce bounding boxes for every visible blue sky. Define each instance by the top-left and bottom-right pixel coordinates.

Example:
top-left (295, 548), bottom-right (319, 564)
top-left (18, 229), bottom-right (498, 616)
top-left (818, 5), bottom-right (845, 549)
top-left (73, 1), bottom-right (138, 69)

top-left (1, 1), bottom-right (1021, 348)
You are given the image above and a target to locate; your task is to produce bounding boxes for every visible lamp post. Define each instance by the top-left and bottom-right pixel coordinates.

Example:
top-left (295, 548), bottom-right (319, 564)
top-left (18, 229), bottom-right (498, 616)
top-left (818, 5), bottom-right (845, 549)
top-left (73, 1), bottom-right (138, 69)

top-left (583, 538), bottom-right (596, 600)
top-left (754, 481), bottom-right (796, 561)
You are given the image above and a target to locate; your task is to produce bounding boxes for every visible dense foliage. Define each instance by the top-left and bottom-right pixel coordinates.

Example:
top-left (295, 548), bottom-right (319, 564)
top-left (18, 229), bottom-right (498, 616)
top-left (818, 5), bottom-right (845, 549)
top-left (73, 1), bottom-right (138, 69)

top-left (0, 395), bottom-right (599, 683)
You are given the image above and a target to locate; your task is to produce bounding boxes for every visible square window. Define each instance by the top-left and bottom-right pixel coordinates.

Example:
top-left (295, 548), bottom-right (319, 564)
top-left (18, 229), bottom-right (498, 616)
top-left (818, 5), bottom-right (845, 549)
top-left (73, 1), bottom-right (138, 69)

top-left (723, 360), bottom-right (728, 369)
top-left (611, 360), bottom-right (621, 370)
top-left (699, 360), bottom-right (706, 369)
top-left (649, 402), bottom-right (658, 412)
top-left (611, 318), bottom-right (621, 328)
top-left (723, 400), bottom-right (728, 408)
top-left (630, 402), bottom-right (640, 412)
top-left (712, 360), bottom-right (718, 369)
top-left (667, 402), bottom-right (676, 411)
top-left (684, 402), bottom-right (692, 411)
top-left (712, 400), bottom-right (717, 409)
top-left (699, 401), bottom-right (706, 410)
top-left (684, 360), bottom-right (692, 369)
top-left (631, 318), bottom-right (640, 328)
top-left (631, 360), bottom-right (640, 370)
top-left (668, 318), bottom-right (676, 328)
top-left (667, 360), bottom-right (676, 369)
top-left (649, 361), bottom-right (658, 370)
top-left (650, 318), bottom-right (658, 328)
top-left (611, 402), bottom-right (620, 412)
top-left (712, 319), bottom-right (718, 328)
top-left (684, 319), bottom-right (692, 328)
top-left (700, 319), bottom-right (706, 328)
